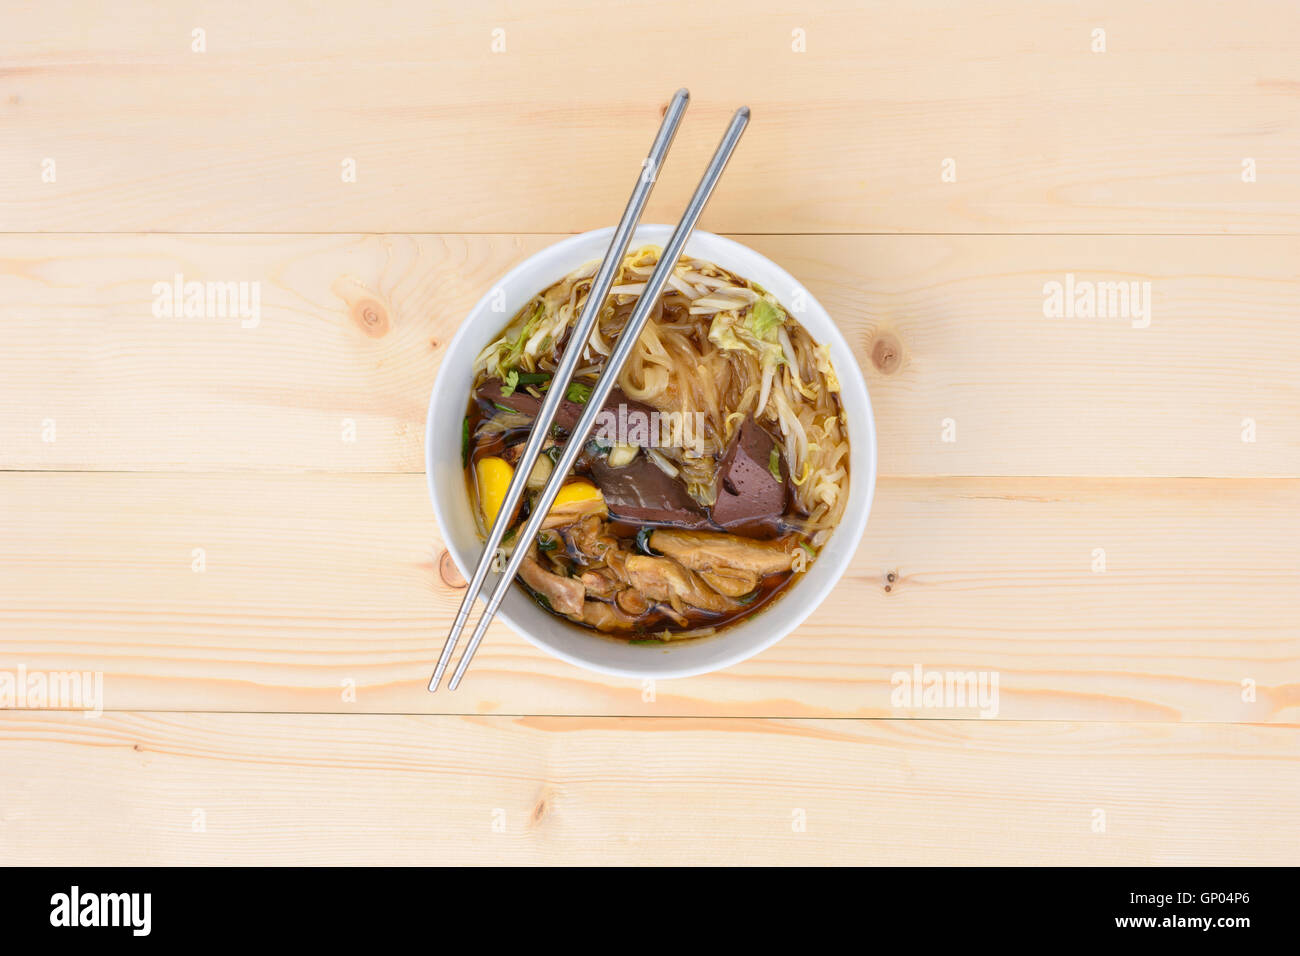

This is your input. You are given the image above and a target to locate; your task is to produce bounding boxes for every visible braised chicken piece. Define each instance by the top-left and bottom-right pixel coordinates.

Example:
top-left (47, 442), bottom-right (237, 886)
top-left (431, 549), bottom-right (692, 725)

top-left (540, 490), bottom-right (607, 531)
top-left (518, 553), bottom-right (585, 618)
top-left (620, 554), bottom-right (738, 615)
top-left (565, 515), bottom-right (620, 564)
top-left (580, 600), bottom-right (639, 632)
top-left (697, 568), bottom-right (760, 599)
top-left (648, 528), bottom-right (794, 578)
top-left (578, 568), bottom-right (622, 600)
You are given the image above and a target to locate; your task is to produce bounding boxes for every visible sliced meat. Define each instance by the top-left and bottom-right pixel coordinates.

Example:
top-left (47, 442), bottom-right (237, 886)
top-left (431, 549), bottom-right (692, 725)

top-left (590, 456), bottom-right (712, 529)
top-left (477, 379), bottom-right (556, 422)
top-left (648, 528), bottom-right (794, 578)
top-left (518, 555), bottom-right (585, 618)
top-left (477, 380), bottom-right (656, 438)
top-left (621, 554), bottom-right (737, 615)
top-left (711, 417), bottom-right (787, 533)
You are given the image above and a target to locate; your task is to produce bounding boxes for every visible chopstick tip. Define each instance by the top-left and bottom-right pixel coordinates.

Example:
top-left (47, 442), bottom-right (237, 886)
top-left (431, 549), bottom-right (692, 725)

top-left (427, 665), bottom-right (446, 693)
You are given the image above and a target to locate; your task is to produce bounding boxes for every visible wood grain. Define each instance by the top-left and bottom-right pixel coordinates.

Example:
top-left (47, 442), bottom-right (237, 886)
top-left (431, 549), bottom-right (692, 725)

top-left (0, 712), bottom-right (1293, 865)
top-left (4, 0), bottom-right (1298, 868)
top-left (4, 472), bottom-right (1296, 721)
top-left (2, 1), bottom-right (1297, 234)
top-left (2, 233), bottom-right (1297, 476)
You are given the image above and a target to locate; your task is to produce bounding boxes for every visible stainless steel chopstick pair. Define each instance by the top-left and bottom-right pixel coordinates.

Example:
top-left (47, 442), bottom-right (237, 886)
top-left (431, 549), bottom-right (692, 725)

top-left (430, 89), bottom-right (750, 692)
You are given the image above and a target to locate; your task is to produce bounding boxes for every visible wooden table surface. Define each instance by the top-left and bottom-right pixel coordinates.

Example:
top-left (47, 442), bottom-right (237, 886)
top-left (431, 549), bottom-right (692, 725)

top-left (3, 0), bottom-right (1297, 866)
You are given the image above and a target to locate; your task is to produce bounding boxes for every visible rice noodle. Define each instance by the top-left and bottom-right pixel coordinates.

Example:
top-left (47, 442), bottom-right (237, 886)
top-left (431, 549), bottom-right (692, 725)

top-left (666, 273), bottom-right (702, 300)
top-left (645, 448), bottom-right (679, 478)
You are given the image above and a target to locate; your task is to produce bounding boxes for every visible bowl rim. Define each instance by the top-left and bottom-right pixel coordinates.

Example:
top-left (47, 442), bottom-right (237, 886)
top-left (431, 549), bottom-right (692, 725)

top-left (425, 225), bottom-right (877, 679)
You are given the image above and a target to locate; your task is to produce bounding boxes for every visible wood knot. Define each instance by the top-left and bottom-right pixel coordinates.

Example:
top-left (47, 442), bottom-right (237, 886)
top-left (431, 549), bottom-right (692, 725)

top-left (870, 331), bottom-right (904, 375)
top-left (438, 550), bottom-right (467, 589)
top-left (530, 787), bottom-right (556, 826)
top-left (884, 569), bottom-right (898, 593)
top-left (331, 275), bottom-right (392, 339)
top-left (351, 297), bottom-right (390, 338)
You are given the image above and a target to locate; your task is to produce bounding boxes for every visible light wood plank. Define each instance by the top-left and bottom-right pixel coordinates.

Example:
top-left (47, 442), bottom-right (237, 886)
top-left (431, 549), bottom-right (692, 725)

top-left (3, 0), bottom-right (1296, 872)
top-left (4, 472), bottom-right (1296, 721)
top-left (0, 712), bottom-right (1293, 865)
top-left (2, 234), bottom-right (1297, 476)
top-left (2, 1), bottom-right (1297, 233)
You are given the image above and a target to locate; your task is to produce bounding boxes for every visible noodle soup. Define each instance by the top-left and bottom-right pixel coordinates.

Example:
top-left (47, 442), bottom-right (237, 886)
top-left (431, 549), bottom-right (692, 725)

top-left (464, 245), bottom-right (849, 643)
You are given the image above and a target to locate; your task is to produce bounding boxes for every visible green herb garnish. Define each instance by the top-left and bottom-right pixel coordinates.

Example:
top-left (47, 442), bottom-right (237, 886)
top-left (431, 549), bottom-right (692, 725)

top-left (500, 369), bottom-right (519, 397)
top-left (461, 416), bottom-right (470, 467)
top-left (492, 402), bottom-right (515, 414)
top-left (565, 381), bottom-right (593, 404)
top-left (768, 446), bottom-right (783, 482)
top-left (800, 541), bottom-right (817, 557)
top-left (629, 637), bottom-right (663, 645)
top-left (537, 531), bottom-right (559, 552)
top-left (635, 526), bottom-right (658, 556)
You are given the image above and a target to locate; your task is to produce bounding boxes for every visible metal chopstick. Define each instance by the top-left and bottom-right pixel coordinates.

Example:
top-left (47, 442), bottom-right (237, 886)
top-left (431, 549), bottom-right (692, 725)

top-left (429, 88), bottom-right (690, 692)
top-left (442, 105), bottom-right (750, 691)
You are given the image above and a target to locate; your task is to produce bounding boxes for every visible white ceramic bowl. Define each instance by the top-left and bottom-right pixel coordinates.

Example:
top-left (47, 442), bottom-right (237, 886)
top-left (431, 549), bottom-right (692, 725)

top-left (426, 226), bottom-right (876, 679)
